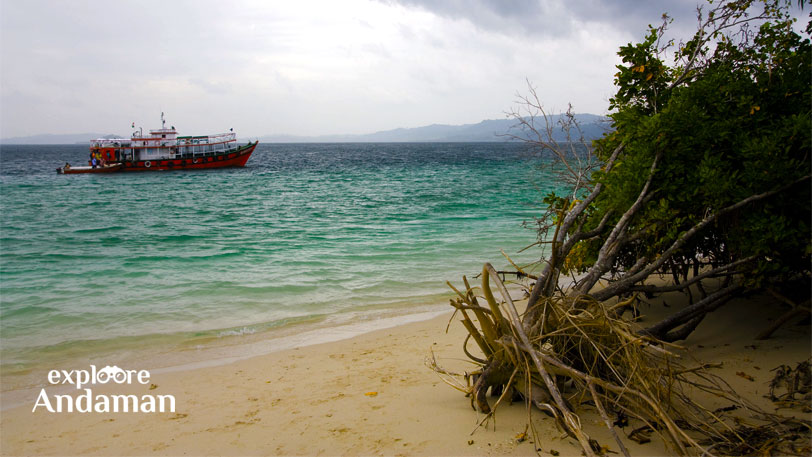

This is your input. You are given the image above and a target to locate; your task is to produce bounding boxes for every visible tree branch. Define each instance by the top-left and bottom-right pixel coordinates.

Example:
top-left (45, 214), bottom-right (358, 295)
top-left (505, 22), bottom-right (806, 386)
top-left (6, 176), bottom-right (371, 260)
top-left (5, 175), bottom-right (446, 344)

top-left (628, 255), bottom-right (757, 294)
top-left (671, 2), bottom-right (775, 88)
top-left (640, 284), bottom-right (743, 338)
top-left (592, 175), bottom-right (810, 301)
top-left (576, 151), bottom-right (663, 295)
top-left (484, 263), bottom-right (598, 457)
top-left (660, 314), bottom-right (706, 342)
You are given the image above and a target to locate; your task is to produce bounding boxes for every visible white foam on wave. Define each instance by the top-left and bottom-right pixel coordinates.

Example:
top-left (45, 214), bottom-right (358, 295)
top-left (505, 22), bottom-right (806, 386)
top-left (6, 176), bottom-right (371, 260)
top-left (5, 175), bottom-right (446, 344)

top-left (151, 306), bottom-right (450, 376)
top-left (217, 326), bottom-right (257, 337)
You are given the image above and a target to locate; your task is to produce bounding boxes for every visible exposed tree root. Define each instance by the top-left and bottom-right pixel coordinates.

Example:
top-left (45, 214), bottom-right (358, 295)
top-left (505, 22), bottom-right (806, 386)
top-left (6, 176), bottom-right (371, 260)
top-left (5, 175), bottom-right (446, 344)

top-left (431, 263), bottom-right (812, 456)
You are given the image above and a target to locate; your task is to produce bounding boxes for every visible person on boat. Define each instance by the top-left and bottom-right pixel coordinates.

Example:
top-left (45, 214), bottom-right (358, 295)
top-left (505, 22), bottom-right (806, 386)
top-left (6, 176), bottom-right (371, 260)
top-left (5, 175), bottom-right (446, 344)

top-left (91, 156), bottom-right (98, 168)
top-left (64, 162), bottom-right (71, 170)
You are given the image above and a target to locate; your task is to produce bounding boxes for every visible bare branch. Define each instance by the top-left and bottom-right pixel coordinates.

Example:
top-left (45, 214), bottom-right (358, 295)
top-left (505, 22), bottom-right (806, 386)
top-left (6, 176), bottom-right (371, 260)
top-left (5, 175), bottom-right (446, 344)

top-left (640, 284), bottom-right (744, 338)
top-left (575, 151), bottom-right (663, 295)
top-left (671, 1), bottom-right (778, 88)
top-left (628, 255), bottom-right (758, 294)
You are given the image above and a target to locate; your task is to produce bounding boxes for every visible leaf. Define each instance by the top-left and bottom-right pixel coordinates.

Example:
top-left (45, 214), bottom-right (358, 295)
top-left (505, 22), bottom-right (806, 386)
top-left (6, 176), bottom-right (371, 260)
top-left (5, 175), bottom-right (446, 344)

top-left (629, 426), bottom-right (653, 444)
top-left (364, 391), bottom-right (378, 396)
top-left (736, 371), bottom-right (755, 382)
top-left (713, 405), bottom-right (739, 413)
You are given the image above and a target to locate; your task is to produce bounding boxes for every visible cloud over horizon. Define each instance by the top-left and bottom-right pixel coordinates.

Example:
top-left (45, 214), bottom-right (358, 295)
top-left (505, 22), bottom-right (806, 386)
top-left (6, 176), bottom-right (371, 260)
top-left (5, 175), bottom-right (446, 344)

top-left (2, 0), bottom-right (799, 139)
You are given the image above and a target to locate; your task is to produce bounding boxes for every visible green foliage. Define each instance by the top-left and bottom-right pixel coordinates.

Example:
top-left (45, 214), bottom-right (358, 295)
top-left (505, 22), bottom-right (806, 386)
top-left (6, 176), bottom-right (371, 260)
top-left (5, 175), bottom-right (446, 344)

top-left (610, 26), bottom-right (673, 114)
top-left (578, 0), bottom-right (811, 287)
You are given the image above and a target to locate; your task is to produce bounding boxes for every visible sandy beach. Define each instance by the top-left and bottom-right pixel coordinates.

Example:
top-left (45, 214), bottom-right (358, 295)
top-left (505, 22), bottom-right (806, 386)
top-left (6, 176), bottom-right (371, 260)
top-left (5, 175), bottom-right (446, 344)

top-left (1, 1), bottom-right (808, 455)
top-left (1, 286), bottom-right (809, 456)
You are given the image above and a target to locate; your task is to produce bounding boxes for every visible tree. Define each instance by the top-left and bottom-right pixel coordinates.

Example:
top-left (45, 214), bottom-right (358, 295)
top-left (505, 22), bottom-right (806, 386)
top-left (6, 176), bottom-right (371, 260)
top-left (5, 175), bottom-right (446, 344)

top-left (528, 0), bottom-right (810, 339)
top-left (436, 1), bottom-right (810, 455)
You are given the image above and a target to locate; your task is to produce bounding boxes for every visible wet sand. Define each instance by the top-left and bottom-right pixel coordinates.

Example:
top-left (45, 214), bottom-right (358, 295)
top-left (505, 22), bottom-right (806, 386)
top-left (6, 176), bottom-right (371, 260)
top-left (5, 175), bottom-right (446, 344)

top-left (1, 286), bottom-right (809, 456)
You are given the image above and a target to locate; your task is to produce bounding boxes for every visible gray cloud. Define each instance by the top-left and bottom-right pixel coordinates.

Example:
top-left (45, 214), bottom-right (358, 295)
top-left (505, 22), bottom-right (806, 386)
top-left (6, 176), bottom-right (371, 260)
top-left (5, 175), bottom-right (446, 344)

top-left (384, 0), bottom-right (806, 45)
top-left (384, 0), bottom-right (701, 38)
top-left (1, 1), bottom-right (804, 139)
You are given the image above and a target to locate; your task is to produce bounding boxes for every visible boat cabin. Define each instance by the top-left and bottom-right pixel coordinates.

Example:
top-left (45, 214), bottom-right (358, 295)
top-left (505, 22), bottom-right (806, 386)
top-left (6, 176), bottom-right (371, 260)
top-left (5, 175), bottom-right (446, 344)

top-left (90, 127), bottom-right (238, 163)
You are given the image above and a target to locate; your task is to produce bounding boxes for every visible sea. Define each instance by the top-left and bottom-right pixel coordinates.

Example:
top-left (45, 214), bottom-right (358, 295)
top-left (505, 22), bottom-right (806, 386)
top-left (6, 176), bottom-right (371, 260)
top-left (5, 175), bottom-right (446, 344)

top-left (0, 142), bottom-right (559, 397)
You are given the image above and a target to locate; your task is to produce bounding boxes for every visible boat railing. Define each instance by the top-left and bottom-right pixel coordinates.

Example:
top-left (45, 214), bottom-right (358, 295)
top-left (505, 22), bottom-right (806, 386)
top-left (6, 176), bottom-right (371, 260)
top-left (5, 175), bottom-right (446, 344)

top-left (90, 138), bottom-right (131, 148)
top-left (90, 132), bottom-right (238, 161)
top-left (176, 132), bottom-right (236, 145)
top-left (175, 133), bottom-right (237, 158)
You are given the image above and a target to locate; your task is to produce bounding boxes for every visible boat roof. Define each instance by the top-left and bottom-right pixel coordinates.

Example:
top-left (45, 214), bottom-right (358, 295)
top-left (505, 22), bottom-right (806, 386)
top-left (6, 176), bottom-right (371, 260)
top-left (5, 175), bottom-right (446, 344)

top-left (90, 132), bottom-right (235, 142)
top-left (91, 137), bottom-right (130, 142)
top-left (177, 133), bottom-right (235, 139)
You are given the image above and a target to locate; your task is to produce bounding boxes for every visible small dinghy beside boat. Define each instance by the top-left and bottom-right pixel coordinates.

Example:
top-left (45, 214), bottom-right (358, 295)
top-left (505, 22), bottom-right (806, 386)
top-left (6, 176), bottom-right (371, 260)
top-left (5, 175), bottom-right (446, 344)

top-left (57, 163), bottom-right (123, 174)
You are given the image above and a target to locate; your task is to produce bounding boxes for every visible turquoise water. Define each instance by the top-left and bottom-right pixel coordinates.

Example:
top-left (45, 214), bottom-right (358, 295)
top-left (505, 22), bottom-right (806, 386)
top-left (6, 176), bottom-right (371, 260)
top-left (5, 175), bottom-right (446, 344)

top-left (1, 143), bottom-right (556, 384)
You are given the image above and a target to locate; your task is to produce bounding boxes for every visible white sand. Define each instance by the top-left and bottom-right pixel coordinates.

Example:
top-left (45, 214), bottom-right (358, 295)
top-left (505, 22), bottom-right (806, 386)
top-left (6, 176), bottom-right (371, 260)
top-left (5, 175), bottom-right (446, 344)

top-left (1, 286), bottom-right (809, 456)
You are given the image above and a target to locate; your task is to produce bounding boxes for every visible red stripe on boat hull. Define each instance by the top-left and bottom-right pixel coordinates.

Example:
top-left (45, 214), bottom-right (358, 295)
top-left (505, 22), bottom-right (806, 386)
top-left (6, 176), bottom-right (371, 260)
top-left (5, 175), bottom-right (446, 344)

top-left (58, 164), bottom-right (123, 174)
top-left (120, 142), bottom-right (257, 172)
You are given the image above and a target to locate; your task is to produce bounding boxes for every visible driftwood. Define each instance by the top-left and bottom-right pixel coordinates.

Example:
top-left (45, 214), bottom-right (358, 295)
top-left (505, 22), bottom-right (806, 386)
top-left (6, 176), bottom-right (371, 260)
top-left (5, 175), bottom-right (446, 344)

top-left (431, 263), bottom-right (812, 456)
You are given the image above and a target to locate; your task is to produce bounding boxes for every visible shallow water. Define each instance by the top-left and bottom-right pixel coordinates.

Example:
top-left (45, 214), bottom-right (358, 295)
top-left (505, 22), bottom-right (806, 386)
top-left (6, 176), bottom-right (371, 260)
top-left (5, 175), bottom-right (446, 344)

top-left (0, 142), bottom-right (558, 385)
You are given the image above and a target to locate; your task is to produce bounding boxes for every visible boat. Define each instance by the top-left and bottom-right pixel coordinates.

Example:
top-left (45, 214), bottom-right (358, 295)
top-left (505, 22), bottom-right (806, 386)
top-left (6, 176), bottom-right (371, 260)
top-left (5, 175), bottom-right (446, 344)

top-left (57, 163), bottom-right (122, 174)
top-left (57, 114), bottom-right (258, 174)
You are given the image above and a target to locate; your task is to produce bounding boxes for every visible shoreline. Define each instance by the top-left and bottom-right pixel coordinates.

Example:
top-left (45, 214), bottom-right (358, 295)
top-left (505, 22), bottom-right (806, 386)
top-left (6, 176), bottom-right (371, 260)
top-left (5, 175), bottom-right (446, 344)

top-left (1, 277), bottom-right (534, 403)
top-left (2, 285), bottom-right (809, 456)
top-left (0, 300), bottom-right (453, 412)
top-left (1, 281), bottom-right (532, 410)
top-left (2, 309), bottom-right (572, 456)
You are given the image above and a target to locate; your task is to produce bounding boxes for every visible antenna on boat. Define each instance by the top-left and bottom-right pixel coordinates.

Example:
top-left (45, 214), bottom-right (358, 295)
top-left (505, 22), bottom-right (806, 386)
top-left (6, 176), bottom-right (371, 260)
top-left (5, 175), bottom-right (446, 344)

top-left (161, 112), bottom-right (166, 129)
top-left (131, 121), bottom-right (142, 138)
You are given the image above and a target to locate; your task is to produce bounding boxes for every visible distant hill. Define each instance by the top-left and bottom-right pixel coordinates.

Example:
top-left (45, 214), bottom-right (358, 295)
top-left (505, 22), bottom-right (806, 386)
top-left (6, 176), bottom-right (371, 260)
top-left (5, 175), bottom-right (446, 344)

top-left (258, 114), bottom-right (610, 143)
top-left (0, 133), bottom-right (123, 145)
top-left (1, 114), bottom-right (610, 144)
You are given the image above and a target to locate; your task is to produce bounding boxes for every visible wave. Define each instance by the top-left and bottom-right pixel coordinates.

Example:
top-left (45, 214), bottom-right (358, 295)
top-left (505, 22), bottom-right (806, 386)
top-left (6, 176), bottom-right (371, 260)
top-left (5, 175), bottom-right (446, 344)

top-left (73, 225), bottom-right (128, 234)
top-left (0, 304), bottom-right (60, 319)
top-left (122, 250), bottom-right (242, 265)
top-left (0, 142), bottom-right (551, 373)
top-left (217, 326), bottom-right (257, 337)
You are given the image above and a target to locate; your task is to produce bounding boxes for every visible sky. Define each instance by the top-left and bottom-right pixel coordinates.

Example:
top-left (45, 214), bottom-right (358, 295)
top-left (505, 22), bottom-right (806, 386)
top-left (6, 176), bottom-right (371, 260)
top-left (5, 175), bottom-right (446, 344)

top-left (0, 0), bottom-right (802, 138)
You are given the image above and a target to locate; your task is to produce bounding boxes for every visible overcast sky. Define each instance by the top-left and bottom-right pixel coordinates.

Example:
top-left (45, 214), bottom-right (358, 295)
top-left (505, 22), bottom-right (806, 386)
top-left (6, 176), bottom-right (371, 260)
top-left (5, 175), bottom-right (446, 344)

top-left (0, 0), bottom-right (798, 138)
